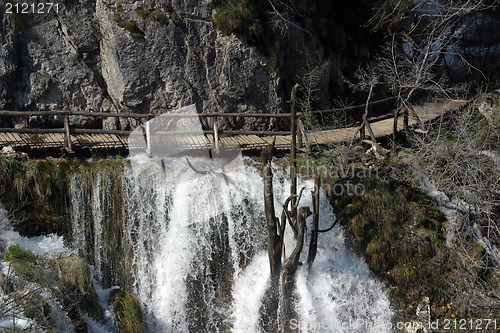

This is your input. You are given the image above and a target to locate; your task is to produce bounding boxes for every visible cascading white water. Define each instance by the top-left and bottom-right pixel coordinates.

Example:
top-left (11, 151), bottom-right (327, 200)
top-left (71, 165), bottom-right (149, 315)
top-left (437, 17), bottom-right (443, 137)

top-left (69, 155), bottom-right (393, 332)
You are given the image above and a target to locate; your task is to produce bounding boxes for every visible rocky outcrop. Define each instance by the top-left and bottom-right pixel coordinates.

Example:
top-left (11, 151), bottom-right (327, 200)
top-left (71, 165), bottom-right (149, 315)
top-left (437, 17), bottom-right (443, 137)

top-left (0, 0), bottom-right (282, 130)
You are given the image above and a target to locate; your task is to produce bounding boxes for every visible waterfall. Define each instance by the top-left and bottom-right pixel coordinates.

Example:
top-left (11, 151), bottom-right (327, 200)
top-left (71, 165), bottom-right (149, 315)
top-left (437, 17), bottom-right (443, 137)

top-left (69, 155), bottom-right (393, 332)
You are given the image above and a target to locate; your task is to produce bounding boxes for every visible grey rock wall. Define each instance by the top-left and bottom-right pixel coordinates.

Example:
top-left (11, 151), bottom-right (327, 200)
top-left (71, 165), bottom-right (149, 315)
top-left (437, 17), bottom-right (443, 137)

top-left (0, 0), bottom-right (283, 130)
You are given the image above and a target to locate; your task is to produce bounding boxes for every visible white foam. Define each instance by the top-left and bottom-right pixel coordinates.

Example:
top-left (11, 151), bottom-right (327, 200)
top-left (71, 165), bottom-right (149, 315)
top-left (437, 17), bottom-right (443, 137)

top-left (0, 203), bottom-right (72, 256)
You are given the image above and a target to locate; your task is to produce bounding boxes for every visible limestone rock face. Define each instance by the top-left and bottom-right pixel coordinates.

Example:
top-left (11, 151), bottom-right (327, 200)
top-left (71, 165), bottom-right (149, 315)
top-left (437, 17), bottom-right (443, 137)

top-left (0, 0), bottom-right (282, 130)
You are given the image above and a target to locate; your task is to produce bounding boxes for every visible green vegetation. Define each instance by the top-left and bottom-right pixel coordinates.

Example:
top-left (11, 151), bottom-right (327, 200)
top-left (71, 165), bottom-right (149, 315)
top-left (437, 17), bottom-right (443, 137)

top-left (4, 244), bottom-right (36, 263)
top-left (113, 12), bottom-right (122, 22)
top-left (333, 174), bottom-right (453, 309)
top-left (295, 155), bottom-right (328, 168)
top-left (134, 7), bottom-right (148, 18)
top-left (160, 4), bottom-right (182, 25)
top-left (0, 158), bottom-right (127, 236)
top-left (213, 0), bottom-right (277, 68)
top-left (3, 245), bottom-right (43, 282)
top-left (369, 0), bottom-right (413, 33)
top-left (0, 158), bottom-right (72, 235)
top-left (113, 290), bottom-right (144, 333)
top-left (148, 9), bottom-right (166, 22)
top-left (55, 255), bottom-right (103, 320)
top-left (212, 0), bottom-right (374, 70)
top-left (114, 5), bottom-right (146, 38)
top-left (117, 20), bottom-right (145, 39)
top-left (13, 264), bottom-right (44, 282)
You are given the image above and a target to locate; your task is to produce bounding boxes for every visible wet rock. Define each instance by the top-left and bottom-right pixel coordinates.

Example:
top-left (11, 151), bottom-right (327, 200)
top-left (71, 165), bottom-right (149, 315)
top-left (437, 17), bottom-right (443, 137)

top-left (112, 290), bottom-right (144, 333)
top-left (51, 254), bottom-right (103, 321)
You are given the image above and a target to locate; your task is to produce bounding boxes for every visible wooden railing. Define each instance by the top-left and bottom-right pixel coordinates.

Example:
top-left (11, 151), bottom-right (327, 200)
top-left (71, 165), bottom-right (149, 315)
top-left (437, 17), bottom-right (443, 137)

top-left (0, 96), bottom-right (396, 153)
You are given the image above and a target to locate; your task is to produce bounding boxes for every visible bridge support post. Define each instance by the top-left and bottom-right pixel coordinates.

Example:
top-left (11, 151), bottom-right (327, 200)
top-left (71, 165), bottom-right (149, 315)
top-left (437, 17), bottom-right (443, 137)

top-left (64, 115), bottom-right (74, 153)
top-left (212, 116), bottom-right (220, 154)
top-left (145, 120), bottom-right (152, 158)
top-left (297, 119), bottom-right (310, 154)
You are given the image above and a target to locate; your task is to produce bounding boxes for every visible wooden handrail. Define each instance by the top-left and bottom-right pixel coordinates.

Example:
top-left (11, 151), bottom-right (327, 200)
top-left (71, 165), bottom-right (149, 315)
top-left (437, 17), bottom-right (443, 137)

top-left (0, 110), bottom-right (293, 118)
top-left (0, 97), bottom-right (397, 119)
top-left (308, 96), bottom-right (397, 115)
top-left (0, 127), bottom-right (290, 137)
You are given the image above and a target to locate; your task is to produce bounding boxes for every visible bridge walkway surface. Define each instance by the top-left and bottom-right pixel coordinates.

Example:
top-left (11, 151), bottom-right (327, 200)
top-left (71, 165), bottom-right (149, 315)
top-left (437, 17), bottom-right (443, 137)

top-left (0, 99), bottom-right (467, 154)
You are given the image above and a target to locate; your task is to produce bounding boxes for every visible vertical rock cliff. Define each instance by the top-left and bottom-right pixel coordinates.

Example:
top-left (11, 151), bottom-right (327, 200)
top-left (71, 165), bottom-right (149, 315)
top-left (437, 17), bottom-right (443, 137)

top-left (0, 0), bottom-right (283, 130)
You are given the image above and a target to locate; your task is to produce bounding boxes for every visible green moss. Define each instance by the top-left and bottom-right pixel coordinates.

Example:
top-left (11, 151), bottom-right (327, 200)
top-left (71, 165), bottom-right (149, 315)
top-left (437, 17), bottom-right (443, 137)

top-left (134, 7), bottom-right (148, 18)
top-left (295, 155), bottom-right (328, 168)
top-left (213, 0), bottom-right (277, 69)
top-left (117, 20), bottom-right (145, 39)
top-left (334, 175), bottom-right (456, 310)
top-left (403, 264), bottom-right (416, 276)
top-left (383, 154), bottom-right (397, 165)
top-left (148, 9), bottom-right (166, 22)
top-left (4, 245), bottom-right (43, 282)
top-left (415, 212), bottom-right (428, 227)
top-left (350, 202), bottom-right (363, 215)
top-left (169, 11), bottom-right (182, 25)
top-left (13, 264), bottom-right (43, 282)
top-left (4, 244), bottom-right (36, 263)
top-left (475, 243), bottom-right (485, 258)
top-left (432, 231), bottom-right (446, 249)
top-left (55, 255), bottom-right (103, 320)
top-left (113, 290), bottom-right (144, 333)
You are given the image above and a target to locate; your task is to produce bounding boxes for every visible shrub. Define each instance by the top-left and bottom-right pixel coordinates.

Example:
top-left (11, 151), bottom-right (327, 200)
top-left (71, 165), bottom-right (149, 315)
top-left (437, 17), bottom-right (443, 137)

top-left (415, 212), bottom-right (428, 227)
top-left (13, 264), bottom-right (43, 282)
top-left (213, 0), bottom-right (277, 68)
top-left (4, 244), bottom-right (36, 263)
top-left (134, 7), bottom-right (148, 18)
top-left (113, 12), bottom-right (122, 22)
top-left (148, 9), bottom-right (165, 22)
top-left (169, 10), bottom-right (182, 25)
top-left (117, 20), bottom-right (145, 39)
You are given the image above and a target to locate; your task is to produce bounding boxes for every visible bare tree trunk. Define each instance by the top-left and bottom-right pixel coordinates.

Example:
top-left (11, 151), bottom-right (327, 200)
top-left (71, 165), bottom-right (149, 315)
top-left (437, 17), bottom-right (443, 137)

top-left (307, 175), bottom-right (320, 271)
top-left (360, 85), bottom-right (374, 140)
top-left (262, 140), bottom-right (282, 280)
top-left (283, 206), bottom-right (312, 332)
top-left (261, 139), bottom-right (283, 332)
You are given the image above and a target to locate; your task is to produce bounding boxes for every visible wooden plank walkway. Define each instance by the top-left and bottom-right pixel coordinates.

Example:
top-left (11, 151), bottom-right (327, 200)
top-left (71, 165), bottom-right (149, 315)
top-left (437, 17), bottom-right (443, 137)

top-left (0, 99), bottom-right (467, 154)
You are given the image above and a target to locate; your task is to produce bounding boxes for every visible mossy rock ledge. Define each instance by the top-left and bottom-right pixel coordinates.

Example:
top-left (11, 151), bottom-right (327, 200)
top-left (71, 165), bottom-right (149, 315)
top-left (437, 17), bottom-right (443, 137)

top-left (52, 254), bottom-right (103, 320)
top-left (113, 290), bottom-right (145, 333)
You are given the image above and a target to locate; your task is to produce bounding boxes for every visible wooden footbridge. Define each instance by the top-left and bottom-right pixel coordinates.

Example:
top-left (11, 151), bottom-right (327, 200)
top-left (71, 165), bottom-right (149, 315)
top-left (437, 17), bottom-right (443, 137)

top-left (0, 98), bottom-right (467, 155)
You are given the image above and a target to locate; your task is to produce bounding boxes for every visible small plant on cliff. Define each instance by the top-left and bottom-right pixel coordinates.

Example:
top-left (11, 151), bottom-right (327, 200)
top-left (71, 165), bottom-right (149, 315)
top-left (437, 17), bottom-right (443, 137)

top-left (148, 9), bottom-right (166, 22)
top-left (134, 7), bottom-right (148, 18)
top-left (117, 20), bottom-right (145, 39)
top-left (160, 4), bottom-right (182, 25)
top-left (213, 0), bottom-right (277, 68)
